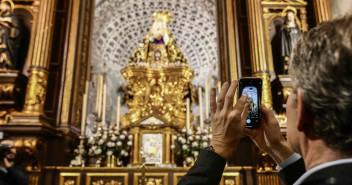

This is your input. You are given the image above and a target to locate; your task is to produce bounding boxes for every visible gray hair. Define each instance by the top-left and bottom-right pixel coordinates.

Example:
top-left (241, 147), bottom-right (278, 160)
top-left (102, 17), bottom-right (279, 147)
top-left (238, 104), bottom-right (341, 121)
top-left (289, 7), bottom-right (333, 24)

top-left (289, 15), bottom-right (352, 154)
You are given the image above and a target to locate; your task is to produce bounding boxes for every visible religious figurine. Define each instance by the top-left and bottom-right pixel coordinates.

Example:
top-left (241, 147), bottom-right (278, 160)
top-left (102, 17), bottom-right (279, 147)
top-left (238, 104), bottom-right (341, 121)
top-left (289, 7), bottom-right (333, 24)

top-left (127, 11), bottom-right (188, 67)
top-left (280, 9), bottom-right (301, 74)
top-left (0, 0), bottom-right (20, 70)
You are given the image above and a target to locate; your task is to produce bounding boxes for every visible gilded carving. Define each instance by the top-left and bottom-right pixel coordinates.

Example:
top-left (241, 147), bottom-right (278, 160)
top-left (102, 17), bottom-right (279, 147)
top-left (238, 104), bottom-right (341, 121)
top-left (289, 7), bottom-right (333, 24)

top-left (23, 68), bottom-right (48, 112)
top-left (139, 177), bottom-right (163, 185)
top-left (120, 12), bottom-right (194, 128)
top-left (225, 179), bottom-right (235, 185)
top-left (92, 180), bottom-right (122, 185)
top-left (64, 180), bottom-right (75, 185)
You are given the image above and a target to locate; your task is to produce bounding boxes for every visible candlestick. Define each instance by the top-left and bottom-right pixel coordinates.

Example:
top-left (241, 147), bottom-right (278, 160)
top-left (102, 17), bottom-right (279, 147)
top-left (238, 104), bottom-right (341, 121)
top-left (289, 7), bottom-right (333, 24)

top-left (205, 78), bottom-right (209, 120)
top-left (102, 84), bottom-right (107, 126)
top-left (186, 98), bottom-right (190, 130)
top-left (116, 96), bottom-right (121, 130)
top-left (85, 81), bottom-right (89, 94)
top-left (198, 87), bottom-right (204, 129)
top-left (81, 93), bottom-right (88, 136)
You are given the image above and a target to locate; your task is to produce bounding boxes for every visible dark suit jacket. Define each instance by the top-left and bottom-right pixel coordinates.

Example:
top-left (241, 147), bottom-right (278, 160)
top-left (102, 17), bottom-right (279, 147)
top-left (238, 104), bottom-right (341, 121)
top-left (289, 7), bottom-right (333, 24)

top-left (279, 158), bottom-right (352, 185)
top-left (0, 164), bottom-right (29, 185)
top-left (178, 149), bottom-right (226, 185)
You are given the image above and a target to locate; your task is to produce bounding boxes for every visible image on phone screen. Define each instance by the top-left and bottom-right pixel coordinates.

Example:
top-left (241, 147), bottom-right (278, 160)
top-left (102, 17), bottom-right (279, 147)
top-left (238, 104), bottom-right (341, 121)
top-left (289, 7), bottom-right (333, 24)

top-left (238, 78), bottom-right (262, 128)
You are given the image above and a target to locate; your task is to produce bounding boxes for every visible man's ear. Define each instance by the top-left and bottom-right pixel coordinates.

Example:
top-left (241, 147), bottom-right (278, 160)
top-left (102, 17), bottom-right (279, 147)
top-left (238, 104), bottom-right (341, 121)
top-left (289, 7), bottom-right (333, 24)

top-left (296, 88), bottom-right (314, 132)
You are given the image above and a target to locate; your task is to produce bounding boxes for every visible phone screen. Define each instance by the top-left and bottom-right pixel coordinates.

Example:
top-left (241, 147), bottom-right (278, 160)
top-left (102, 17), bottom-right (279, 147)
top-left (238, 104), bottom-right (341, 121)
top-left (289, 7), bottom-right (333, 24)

top-left (238, 78), bottom-right (262, 128)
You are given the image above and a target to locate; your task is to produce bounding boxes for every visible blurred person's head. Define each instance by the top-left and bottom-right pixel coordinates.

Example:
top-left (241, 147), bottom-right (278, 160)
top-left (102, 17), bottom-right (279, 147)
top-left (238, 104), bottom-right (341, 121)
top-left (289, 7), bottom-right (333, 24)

top-left (287, 15), bottom-right (352, 157)
top-left (0, 138), bottom-right (16, 161)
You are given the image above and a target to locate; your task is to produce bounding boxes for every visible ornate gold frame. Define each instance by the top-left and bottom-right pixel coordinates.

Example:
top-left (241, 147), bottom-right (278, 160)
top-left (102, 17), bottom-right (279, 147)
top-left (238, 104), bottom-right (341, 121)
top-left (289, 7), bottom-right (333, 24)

top-left (86, 173), bottom-right (128, 185)
top-left (220, 172), bottom-right (240, 185)
top-left (59, 172), bottom-right (81, 185)
top-left (133, 173), bottom-right (168, 185)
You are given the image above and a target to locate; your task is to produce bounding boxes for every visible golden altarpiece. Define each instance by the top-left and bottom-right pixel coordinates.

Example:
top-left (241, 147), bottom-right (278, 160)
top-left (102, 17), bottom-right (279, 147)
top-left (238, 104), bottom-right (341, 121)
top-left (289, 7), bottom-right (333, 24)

top-left (0, 0), bottom-right (332, 185)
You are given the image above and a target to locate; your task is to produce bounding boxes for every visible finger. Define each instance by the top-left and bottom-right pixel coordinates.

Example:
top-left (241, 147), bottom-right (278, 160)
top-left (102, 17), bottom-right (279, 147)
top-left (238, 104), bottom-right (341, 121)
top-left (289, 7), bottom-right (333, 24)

top-left (216, 82), bottom-right (230, 112)
top-left (210, 88), bottom-right (217, 116)
top-left (233, 94), bottom-right (248, 112)
top-left (241, 103), bottom-right (250, 128)
top-left (244, 127), bottom-right (254, 137)
top-left (260, 104), bottom-right (278, 126)
top-left (223, 81), bottom-right (238, 112)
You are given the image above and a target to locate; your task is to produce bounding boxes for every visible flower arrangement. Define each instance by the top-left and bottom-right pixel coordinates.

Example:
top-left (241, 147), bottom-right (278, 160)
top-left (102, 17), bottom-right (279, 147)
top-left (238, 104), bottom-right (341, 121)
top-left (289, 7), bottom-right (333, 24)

top-left (87, 125), bottom-right (133, 161)
top-left (172, 126), bottom-right (212, 166)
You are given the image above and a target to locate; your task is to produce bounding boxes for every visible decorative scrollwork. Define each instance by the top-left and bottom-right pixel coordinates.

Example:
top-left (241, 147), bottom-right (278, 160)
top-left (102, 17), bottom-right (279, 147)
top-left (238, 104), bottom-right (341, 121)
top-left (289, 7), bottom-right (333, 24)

top-left (92, 180), bottom-right (122, 185)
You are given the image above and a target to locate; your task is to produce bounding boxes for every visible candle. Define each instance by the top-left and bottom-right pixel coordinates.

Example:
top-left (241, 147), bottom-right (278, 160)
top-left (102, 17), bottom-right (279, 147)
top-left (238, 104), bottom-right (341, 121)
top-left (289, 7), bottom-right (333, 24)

top-left (116, 96), bottom-right (121, 130)
top-left (97, 75), bottom-right (104, 119)
top-left (95, 74), bottom-right (101, 113)
top-left (81, 93), bottom-right (88, 135)
top-left (186, 98), bottom-right (190, 130)
top-left (102, 84), bottom-right (107, 126)
top-left (217, 81), bottom-right (221, 94)
top-left (205, 78), bottom-right (209, 120)
top-left (198, 87), bottom-right (204, 129)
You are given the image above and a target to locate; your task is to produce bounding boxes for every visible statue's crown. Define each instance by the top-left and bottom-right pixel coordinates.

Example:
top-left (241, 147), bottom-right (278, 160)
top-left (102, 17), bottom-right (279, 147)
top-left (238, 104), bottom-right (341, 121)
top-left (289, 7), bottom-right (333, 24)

top-left (153, 11), bottom-right (172, 24)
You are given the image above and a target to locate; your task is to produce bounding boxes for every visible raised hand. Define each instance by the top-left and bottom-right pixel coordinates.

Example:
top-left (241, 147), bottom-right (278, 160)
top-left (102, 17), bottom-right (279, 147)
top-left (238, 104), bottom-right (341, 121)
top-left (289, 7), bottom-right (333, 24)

top-left (244, 105), bottom-right (294, 164)
top-left (209, 81), bottom-right (249, 160)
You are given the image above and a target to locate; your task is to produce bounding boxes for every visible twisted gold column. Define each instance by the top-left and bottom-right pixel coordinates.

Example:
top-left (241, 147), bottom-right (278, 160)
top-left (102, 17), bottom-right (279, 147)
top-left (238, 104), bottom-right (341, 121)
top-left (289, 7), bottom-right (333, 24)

top-left (246, 0), bottom-right (272, 108)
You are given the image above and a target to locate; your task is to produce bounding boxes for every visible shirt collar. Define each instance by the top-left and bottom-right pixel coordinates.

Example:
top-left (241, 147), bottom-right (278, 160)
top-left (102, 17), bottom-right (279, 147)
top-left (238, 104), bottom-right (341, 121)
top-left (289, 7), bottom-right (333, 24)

top-left (294, 158), bottom-right (352, 185)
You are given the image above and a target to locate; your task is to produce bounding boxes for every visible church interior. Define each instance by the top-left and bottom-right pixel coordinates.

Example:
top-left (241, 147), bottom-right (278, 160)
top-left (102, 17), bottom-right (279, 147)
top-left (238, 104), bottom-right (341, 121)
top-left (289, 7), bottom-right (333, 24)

top-left (0, 0), bottom-right (351, 184)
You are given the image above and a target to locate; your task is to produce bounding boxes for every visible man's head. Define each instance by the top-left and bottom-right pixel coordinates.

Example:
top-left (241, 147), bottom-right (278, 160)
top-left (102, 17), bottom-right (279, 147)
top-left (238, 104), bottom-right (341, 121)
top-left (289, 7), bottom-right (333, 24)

top-left (287, 15), bottom-right (352, 155)
top-left (0, 138), bottom-right (16, 160)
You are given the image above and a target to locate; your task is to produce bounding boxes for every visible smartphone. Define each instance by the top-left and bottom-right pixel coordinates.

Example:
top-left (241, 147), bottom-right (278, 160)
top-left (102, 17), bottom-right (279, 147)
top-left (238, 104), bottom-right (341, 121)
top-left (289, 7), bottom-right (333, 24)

top-left (238, 78), bottom-right (262, 128)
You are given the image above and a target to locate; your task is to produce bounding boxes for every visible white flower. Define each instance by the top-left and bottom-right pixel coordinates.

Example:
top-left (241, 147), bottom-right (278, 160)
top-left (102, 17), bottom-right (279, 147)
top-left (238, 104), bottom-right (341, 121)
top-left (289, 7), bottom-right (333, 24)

top-left (187, 129), bottom-right (193, 135)
top-left (208, 135), bottom-right (212, 140)
top-left (107, 150), bottom-right (113, 156)
top-left (178, 137), bottom-right (183, 142)
top-left (186, 157), bottom-right (192, 163)
top-left (195, 135), bottom-right (200, 140)
top-left (128, 135), bottom-right (133, 140)
top-left (91, 146), bottom-right (97, 151)
top-left (202, 142), bottom-right (208, 147)
top-left (192, 142), bottom-right (199, 147)
top-left (114, 130), bottom-right (120, 135)
top-left (88, 137), bottom-right (95, 144)
top-left (170, 144), bottom-right (175, 149)
top-left (127, 141), bottom-right (133, 146)
top-left (173, 135), bottom-right (178, 140)
top-left (98, 139), bottom-right (104, 145)
top-left (181, 128), bottom-right (187, 133)
top-left (181, 138), bottom-right (186, 144)
top-left (122, 130), bottom-right (127, 135)
top-left (123, 151), bottom-right (129, 157)
top-left (116, 141), bottom-right (122, 146)
top-left (111, 135), bottom-right (118, 141)
top-left (188, 136), bottom-right (194, 141)
top-left (107, 142), bottom-right (116, 147)
top-left (182, 144), bottom-right (188, 150)
top-left (121, 150), bottom-right (126, 156)
top-left (102, 134), bottom-right (108, 140)
top-left (120, 134), bottom-right (126, 140)
top-left (204, 129), bottom-right (209, 134)
top-left (94, 148), bottom-right (102, 155)
top-left (202, 136), bottom-right (208, 141)
top-left (194, 151), bottom-right (199, 157)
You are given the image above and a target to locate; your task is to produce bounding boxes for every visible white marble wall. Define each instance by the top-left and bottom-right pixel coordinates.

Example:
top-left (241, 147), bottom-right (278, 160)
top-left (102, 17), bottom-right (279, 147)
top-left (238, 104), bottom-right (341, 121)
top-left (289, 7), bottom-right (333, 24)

top-left (330, 0), bottom-right (352, 18)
